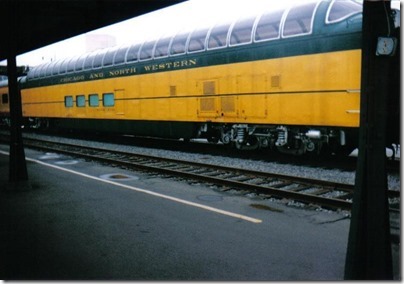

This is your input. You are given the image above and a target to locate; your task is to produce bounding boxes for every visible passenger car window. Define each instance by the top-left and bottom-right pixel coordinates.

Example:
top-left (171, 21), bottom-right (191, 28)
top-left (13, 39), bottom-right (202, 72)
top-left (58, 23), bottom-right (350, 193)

top-left (139, 41), bottom-right (156, 61)
top-left (58, 60), bottom-right (68, 74)
top-left (89, 94), bottom-right (99, 107)
top-left (170, 31), bottom-right (190, 55)
top-left (2, 93), bottom-right (8, 104)
top-left (93, 52), bottom-right (105, 68)
top-left (188, 28), bottom-right (209, 52)
top-left (75, 55), bottom-right (86, 71)
top-left (230, 16), bottom-right (256, 46)
top-left (76, 95), bottom-right (86, 107)
top-left (52, 60), bottom-right (63, 75)
top-left (126, 44), bottom-right (141, 62)
top-left (154, 37), bottom-right (171, 58)
top-left (326, 0), bottom-right (362, 23)
top-left (208, 23), bottom-right (231, 49)
top-left (255, 9), bottom-right (284, 41)
top-left (103, 48), bottom-right (117, 66)
top-left (103, 93), bottom-right (114, 107)
top-left (39, 62), bottom-right (50, 77)
top-left (84, 52), bottom-right (97, 70)
top-left (31, 66), bottom-right (41, 78)
top-left (114, 46), bottom-right (129, 65)
top-left (45, 61), bottom-right (56, 77)
top-left (45, 61), bottom-right (56, 76)
top-left (26, 69), bottom-right (35, 80)
top-left (283, 2), bottom-right (317, 37)
top-left (65, 96), bottom-right (74, 107)
top-left (66, 57), bottom-right (78, 73)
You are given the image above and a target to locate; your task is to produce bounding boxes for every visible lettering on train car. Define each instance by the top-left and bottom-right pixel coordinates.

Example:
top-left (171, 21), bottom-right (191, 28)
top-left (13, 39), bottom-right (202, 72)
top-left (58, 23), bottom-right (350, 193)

top-left (108, 67), bottom-right (137, 77)
top-left (143, 59), bottom-right (197, 72)
top-left (60, 75), bottom-right (85, 83)
top-left (89, 72), bottom-right (104, 79)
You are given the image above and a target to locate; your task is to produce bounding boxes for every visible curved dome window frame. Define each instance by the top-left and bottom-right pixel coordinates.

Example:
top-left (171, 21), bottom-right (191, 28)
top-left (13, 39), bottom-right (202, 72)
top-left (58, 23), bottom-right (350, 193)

top-left (66, 55), bottom-right (80, 74)
top-left (170, 30), bottom-right (192, 56)
top-left (325, 0), bottom-right (362, 24)
top-left (253, 8), bottom-right (286, 43)
top-left (206, 21), bottom-right (232, 51)
top-left (229, 15), bottom-right (258, 47)
top-left (281, 1), bottom-right (320, 39)
top-left (139, 40), bottom-right (157, 62)
top-left (187, 27), bottom-right (210, 54)
top-left (154, 36), bottom-right (172, 59)
top-left (92, 50), bottom-right (106, 69)
top-left (113, 45), bottom-right (130, 66)
top-left (125, 43), bottom-right (141, 63)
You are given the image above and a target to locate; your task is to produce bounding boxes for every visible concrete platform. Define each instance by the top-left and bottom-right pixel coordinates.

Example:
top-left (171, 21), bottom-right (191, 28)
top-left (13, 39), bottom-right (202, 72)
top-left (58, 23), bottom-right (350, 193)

top-left (0, 144), bottom-right (400, 280)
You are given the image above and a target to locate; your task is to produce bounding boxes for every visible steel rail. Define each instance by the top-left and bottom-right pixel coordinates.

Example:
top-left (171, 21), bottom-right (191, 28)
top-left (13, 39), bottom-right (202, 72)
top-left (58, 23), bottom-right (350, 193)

top-left (13, 137), bottom-right (401, 210)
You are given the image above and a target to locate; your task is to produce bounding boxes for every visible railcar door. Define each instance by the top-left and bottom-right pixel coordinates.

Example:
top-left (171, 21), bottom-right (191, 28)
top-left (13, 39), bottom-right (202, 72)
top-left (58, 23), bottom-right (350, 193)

top-left (114, 89), bottom-right (126, 117)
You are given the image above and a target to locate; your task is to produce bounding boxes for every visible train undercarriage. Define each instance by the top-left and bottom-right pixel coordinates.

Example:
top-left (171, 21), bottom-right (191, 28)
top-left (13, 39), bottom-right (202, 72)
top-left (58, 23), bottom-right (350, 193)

top-left (197, 123), bottom-right (356, 155)
top-left (4, 117), bottom-right (359, 156)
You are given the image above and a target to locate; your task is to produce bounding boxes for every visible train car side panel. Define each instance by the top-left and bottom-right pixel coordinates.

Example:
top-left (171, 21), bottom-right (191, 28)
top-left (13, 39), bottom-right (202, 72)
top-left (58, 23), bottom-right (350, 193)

top-left (21, 48), bottom-right (361, 128)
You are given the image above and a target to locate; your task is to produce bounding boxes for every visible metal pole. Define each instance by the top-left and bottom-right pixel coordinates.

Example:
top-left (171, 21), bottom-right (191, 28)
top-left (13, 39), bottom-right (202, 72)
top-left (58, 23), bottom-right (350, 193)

top-left (344, 0), bottom-right (395, 280)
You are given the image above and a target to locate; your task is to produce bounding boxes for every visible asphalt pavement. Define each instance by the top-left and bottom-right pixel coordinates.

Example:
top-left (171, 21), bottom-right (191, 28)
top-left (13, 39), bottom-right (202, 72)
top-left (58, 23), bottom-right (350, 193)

top-left (0, 144), bottom-right (398, 280)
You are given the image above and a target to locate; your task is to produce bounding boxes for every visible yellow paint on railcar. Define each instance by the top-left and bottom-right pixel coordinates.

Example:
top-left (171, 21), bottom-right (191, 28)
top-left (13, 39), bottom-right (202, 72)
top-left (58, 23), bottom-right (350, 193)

top-left (22, 49), bottom-right (361, 127)
top-left (0, 85), bottom-right (10, 116)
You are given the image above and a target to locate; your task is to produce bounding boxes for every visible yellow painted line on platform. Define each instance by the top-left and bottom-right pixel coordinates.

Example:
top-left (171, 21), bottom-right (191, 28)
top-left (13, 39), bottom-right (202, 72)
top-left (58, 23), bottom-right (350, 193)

top-left (0, 150), bottom-right (262, 224)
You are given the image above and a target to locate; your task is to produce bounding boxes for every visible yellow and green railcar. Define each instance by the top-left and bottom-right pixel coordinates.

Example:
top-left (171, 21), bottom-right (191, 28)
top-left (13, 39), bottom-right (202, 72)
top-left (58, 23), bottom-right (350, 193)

top-left (21, 0), bottom-right (365, 154)
top-left (0, 79), bottom-right (10, 127)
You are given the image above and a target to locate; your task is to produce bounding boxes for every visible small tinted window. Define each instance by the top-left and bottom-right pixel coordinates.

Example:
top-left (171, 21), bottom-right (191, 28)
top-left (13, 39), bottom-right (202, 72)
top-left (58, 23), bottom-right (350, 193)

top-left (154, 37), bottom-right (171, 58)
top-left (65, 96), bottom-right (73, 107)
top-left (230, 16), bottom-right (256, 46)
top-left (283, 2), bottom-right (317, 37)
top-left (327, 0), bottom-right (362, 23)
top-left (255, 9), bottom-right (284, 41)
top-left (208, 23), bottom-right (231, 49)
top-left (139, 41), bottom-right (156, 61)
top-left (170, 31), bottom-right (190, 55)
top-left (126, 44), bottom-right (141, 62)
top-left (93, 52), bottom-right (105, 68)
top-left (89, 94), bottom-right (99, 107)
top-left (103, 48), bottom-right (117, 66)
top-left (76, 95), bottom-right (85, 107)
top-left (188, 28), bottom-right (209, 52)
top-left (114, 46), bottom-right (129, 64)
top-left (2, 93), bottom-right (8, 104)
top-left (103, 93), bottom-right (114, 107)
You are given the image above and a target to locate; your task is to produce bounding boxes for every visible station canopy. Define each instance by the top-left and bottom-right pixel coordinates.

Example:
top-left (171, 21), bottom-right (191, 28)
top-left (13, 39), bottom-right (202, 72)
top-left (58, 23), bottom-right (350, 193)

top-left (0, 0), bottom-right (185, 61)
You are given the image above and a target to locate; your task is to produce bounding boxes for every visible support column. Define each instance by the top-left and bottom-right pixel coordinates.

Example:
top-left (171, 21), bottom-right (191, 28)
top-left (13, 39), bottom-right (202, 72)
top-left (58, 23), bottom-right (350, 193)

top-left (7, 56), bottom-right (28, 182)
top-left (6, 0), bottom-right (28, 182)
top-left (344, 0), bottom-right (395, 280)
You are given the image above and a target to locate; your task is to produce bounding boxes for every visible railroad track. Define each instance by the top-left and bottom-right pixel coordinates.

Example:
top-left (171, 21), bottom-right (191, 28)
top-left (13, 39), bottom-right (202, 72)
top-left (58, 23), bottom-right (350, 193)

top-left (11, 137), bottom-right (400, 212)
